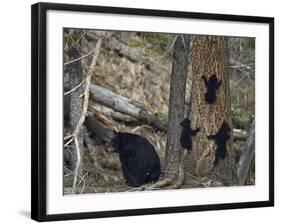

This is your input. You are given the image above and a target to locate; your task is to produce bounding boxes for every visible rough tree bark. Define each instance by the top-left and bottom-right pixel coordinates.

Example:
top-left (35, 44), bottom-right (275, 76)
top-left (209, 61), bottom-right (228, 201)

top-left (187, 36), bottom-right (237, 184)
top-left (164, 35), bottom-right (190, 180)
top-left (65, 43), bottom-right (85, 172)
top-left (237, 120), bottom-right (255, 185)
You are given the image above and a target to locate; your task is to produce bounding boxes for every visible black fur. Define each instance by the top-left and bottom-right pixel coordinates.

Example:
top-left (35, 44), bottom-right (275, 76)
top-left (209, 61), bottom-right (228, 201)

top-left (180, 118), bottom-right (200, 150)
top-left (207, 121), bottom-right (231, 166)
top-left (202, 74), bottom-right (222, 104)
top-left (111, 132), bottom-right (161, 187)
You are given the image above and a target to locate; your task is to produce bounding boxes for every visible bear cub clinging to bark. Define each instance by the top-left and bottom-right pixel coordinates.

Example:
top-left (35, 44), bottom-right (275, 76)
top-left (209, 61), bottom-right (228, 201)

top-left (180, 118), bottom-right (200, 150)
top-left (207, 121), bottom-right (231, 166)
top-left (202, 74), bottom-right (222, 104)
top-left (111, 132), bottom-right (161, 187)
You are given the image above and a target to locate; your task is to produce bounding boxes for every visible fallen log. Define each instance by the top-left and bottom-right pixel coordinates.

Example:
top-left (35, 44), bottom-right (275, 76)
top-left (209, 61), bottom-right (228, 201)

top-left (233, 128), bottom-right (248, 141)
top-left (89, 84), bottom-right (168, 131)
top-left (88, 104), bottom-right (140, 126)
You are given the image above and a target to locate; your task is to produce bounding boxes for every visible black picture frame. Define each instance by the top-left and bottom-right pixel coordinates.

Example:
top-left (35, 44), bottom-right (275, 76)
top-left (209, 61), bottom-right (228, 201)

top-left (31, 2), bottom-right (274, 222)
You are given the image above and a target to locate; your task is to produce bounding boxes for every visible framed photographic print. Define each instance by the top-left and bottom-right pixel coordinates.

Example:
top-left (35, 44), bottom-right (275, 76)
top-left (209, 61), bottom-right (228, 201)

top-left (31, 2), bottom-right (274, 222)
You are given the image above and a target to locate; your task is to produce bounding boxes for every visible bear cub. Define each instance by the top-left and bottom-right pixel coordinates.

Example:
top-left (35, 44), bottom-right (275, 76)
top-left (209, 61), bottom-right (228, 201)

top-left (180, 118), bottom-right (200, 150)
top-left (202, 74), bottom-right (222, 104)
top-left (111, 132), bottom-right (161, 187)
top-left (207, 121), bottom-right (231, 166)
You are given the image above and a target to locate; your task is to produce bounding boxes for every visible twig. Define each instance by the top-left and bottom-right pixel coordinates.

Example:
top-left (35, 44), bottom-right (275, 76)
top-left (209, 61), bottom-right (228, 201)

top-left (71, 32), bottom-right (107, 194)
top-left (64, 138), bottom-right (73, 147)
top-left (127, 185), bottom-right (147, 192)
top-left (65, 145), bottom-right (73, 155)
top-left (181, 34), bottom-right (188, 55)
top-left (234, 75), bottom-right (247, 87)
top-left (228, 63), bottom-right (255, 70)
top-left (64, 135), bottom-right (72, 141)
top-left (64, 49), bottom-right (95, 66)
top-left (68, 33), bottom-right (76, 44)
top-left (64, 80), bottom-right (86, 96)
top-left (64, 34), bottom-right (70, 50)
top-left (72, 137), bottom-right (81, 194)
top-left (75, 31), bottom-right (87, 44)
top-left (64, 169), bottom-right (89, 193)
top-left (157, 34), bottom-right (178, 62)
top-left (229, 51), bottom-right (252, 55)
top-left (64, 173), bottom-right (73, 178)
top-left (77, 172), bottom-right (89, 194)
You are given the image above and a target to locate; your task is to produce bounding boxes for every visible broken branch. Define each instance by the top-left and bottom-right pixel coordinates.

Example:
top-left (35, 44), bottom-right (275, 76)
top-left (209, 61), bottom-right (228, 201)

top-left (71, 32), bottom-right (106, 194)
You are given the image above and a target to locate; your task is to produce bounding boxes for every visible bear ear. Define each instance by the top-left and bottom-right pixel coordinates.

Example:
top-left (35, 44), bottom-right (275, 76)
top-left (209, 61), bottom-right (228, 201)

top-left (180, 118), bottom-right (190, 127)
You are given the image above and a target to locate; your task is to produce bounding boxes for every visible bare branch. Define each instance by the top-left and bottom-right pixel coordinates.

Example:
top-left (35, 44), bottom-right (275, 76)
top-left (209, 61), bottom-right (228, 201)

top-left (75, 31), bottom-right (87, 44)
top-left (127, 178), bottom-right (173, 192)
top-left (181, 34), bottom-right (188, 55)
top-left (229, 51), bottom-right (252, 55)
top-left (76, 172), bottom-right (89, 194)
top-left (157, 34), bottom-right (178, 62)
top-left (64, 135), bottom-right (72, 141)
top-left (64, 49), bottom-right (95, 66)
top-left (64, 80), bottom-right (86, 96)
top-left (64, 34), bottom-right (70, 50)
top-left (64, 138), bottom-right (73, 147)
top-left (228, 63), bottom-right (255, 69)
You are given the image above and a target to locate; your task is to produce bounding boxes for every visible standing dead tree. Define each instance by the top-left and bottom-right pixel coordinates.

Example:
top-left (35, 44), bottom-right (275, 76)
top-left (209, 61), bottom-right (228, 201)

top-left (188, 36), bottom-right (237, 184)
top-left (65, 32), bottom-right (106, 193)
top-left (237, 120), bottom-right (255, 185)
top-left (164, 35), bottom-right (190, 185)
top-left (65, 43), bottom-right (84, 173)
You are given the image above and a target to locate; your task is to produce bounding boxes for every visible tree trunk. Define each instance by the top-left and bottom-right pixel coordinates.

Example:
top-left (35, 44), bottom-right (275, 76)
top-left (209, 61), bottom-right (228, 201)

top-left (164, 35), bottom-right (190, 180)
top-left (237, 120), bottom-right (255, 185)
top-left (187, 36), bottom-right (237, 184)
top-left (65, 43), bottom-right (85, 172)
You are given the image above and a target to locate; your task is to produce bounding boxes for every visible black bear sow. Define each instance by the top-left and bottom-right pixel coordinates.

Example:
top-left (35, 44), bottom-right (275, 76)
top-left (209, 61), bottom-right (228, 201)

top-left (180, 118), bottom-right (200, 150)
top-left (202, 74), bottom-right (222, 104)
top-left (111, 132), bottom-right (161, 187)
top-left (207, 121), bottom-right (231, 166)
